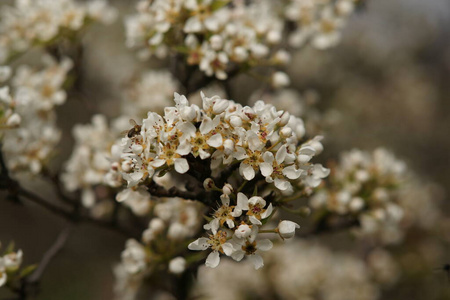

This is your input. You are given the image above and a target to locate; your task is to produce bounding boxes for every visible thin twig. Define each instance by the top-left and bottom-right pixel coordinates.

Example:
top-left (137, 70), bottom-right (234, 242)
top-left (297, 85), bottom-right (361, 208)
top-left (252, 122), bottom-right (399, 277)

top-left (27, 228), bottom-right (71, 283)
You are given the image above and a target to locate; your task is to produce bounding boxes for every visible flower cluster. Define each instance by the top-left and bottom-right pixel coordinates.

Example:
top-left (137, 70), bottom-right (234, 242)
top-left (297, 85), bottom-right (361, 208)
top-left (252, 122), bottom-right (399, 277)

top-left (125, 0), bottom-right (290, 79)
top-left (123, 70), bottom-right (179, 118)
top-left (62, 115), bottom-right (129, 209)
top-left (110, 92), bottom-right (327, 269)
top-left (0, 0), bottom-right (117, 63)
top-left (286, 0), bottom-right (360, 49)
top-left (1, 57), bottom-right (72, 174)
top-left (310, 148), bottom-right (408, 243)
top-left (0, 242), bottom-right (24, 288)
top-left (193, 240), bottom-right (385, 300)
top-left (0, 67), bottom-right (21, 130)
top-left (125, 0), bottom-right (361, 81)
top-left (63, 70), bottom-right (181, 211)
top-left (113, 193), bottom-right (203, 299)
top-left (189, 187), bottom-right (300, 269)
top-left (114, 92), bottom-right (326, 191)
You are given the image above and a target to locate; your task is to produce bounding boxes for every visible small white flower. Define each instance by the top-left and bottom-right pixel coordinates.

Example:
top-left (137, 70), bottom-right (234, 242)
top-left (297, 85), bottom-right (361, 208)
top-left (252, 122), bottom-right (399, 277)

top-left (188, 231), bottom-right (234, 268)
top-left (228, 227), bottom-right (273, 270)
top-left (234, 223), bottom-right (252, 239)
top-left (233, 193), bottom-right (273, 225)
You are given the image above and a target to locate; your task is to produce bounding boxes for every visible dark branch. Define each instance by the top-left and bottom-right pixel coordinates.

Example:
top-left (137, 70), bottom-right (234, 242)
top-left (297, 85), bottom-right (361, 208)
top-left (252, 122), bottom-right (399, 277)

top-left (27, 228), bottom-right (71, 283)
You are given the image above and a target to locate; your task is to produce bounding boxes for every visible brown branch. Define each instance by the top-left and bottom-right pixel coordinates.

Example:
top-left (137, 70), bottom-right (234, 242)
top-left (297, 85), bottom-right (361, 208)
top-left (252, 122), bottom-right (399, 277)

top-left (297, 216), bottom-right (359, 239)
top-left (27, 228), bottom-right (71, 283)
top-left (16, 186), bottom-right (140, 239)
top-left (147, 181), bottom-right (210, 204)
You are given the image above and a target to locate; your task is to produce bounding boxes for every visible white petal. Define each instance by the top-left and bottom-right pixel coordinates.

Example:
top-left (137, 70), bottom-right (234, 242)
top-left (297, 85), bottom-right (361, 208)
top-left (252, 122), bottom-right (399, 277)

top-left (174, 158), bottom-right (189, 174)
top-left (262, 151), bottom-right (274, 164)
top-left (151, 159), bottom-right (166, 168)
top-left (275, 145), bottom-right (287, 164)
top-left (282, 165), bottom-right (302, 179)
top-left (261, 203), bottom-right (273, 219)
top-left (176, 142), bottom-right (192, 156)
top-left (231, 250), bottom-right (245, 262)
top-left (220, 194), bottom-right (230, 206)
top-left (236, 193), bottom-right (249, 210)
top-left (207, 133), bottom-right (223, 148)
top-left (248, 254), bottom-right (264, 270)
top-left (240, 163), bottom-right (255, 180)
top-left (260, 162), bottom-right (273, 177)
top-left (226, 219), bottom-right (235, 229)
top-left (222, 242), bottom-right (234, 256)
top-left (257, 239), bottom-right (273, 251)
top-left (231, 208), bottom-right (243, 218)
top-left (188, 238), bottom-right (210, 251)
top-left (249, 215), bottom-right (262, 225)
top-left (274, 178), bottom-right (290, 191)
top-left (205, 251), bottom-right (220, 268)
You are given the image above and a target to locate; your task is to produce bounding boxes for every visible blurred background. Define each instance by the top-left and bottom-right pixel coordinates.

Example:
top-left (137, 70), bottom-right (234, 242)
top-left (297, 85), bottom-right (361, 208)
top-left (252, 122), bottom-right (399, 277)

top-left (1, 0), bottom-right (450, 299)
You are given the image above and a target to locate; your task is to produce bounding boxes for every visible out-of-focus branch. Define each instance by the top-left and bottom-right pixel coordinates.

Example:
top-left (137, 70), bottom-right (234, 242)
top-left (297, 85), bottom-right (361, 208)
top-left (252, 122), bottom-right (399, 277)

top-left (0, 148), bottom-right (140, 239)
top-left (15, 185), bottom-right (140, 239)
top-left (147, 180), bottom-right (211, 206)
top-left (27, 228), bottom-right (71, 283)
top-left (297, 216), bottom-right (359, 238)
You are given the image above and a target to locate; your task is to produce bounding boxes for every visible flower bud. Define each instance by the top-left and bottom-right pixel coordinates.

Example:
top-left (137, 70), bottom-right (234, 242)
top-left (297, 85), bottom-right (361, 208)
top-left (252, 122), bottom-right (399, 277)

top-left (213, 98), bottom-right (229, 114)
top-left (121, 160), bottom-right (133, 172)
top-left (251, 44), bottom-right (269, 59)
top-left (233, 46), bottom-right (248, 62)
top-left (0, 66), bottom-right (12, 82)
top-left (229, 116), bottom-right (242, 127)
top-left (6, 113), bottom-right (21, 127)
top-left (273, 50), bottom-right (291, 65)
top-left (203, 178), bottom-right (216, 191)
top-left (149, 218), bottom-right (165, 233)
top-left (277, 220), bottom-right (300, 239)
top-left (278, 111), bottom-right (290, 126)
top-left (234, 224), bottom-right (252, 239)
top-left (222, 183), bottom-right (233, 195)
top-left (169, 257), bottom-right (186, 274)
top-left (272, 71), bottom-right (290, 88)
top-left (349, 197), bottom-right (364, 212)
top-left (267, 30), bottom-right (282, 44)
top-left (280, 127), bottom-right (292, 138)
top-left (210, 35), bottom-right (223, 50)
top-left (111, 162), bottom-right (120, 171)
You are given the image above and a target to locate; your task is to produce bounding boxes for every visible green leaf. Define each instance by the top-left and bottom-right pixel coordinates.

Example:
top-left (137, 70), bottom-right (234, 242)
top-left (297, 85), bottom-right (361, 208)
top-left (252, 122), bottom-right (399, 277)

top-left (4, 241), bottom-right (15, 255)
top-left (19, 264), bottom-right (38, 278)
top-left (211, 0), bottom-right (230, 11)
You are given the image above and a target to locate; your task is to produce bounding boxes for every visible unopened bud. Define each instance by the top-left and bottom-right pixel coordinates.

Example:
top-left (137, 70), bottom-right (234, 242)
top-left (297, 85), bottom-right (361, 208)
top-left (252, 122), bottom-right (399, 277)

top-left (6, 113), bottom-right (21, 127)
top-left (272, 71), bottom-right (290, 88)
top-left (279, 111), bottom-right (290, 126)
top-left (222, 183), bottom-right (233, 195)
top-left (280, 127), bottom-right (292, 138)
top-left (277, 220), bottom-right (300, 239)
top-left (203, 178), bottom-right (216, 191)
top-left (169, 257), bottom-right (186, 274)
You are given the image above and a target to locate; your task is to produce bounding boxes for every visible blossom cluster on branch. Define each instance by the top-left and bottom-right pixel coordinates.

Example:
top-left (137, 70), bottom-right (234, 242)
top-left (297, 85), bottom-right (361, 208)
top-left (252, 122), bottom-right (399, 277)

top-left (0, 242), bottom-right (25, 289)
top-left (0, 1), bottom-right (447, 300)
top-left (125, 0), bottom-right (359, 81)
top-left (0, 0), bottom-right (117, 63)
top-left (1, 57), bottom-right (72, 174)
